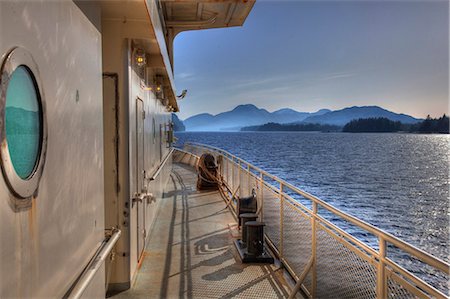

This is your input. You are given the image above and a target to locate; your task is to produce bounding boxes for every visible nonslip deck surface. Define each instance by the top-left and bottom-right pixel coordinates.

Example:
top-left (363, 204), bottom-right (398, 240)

top-left (113, 163), bottom-right (289, 299)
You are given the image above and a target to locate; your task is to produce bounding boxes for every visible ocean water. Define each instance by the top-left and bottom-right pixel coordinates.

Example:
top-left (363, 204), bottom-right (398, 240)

top-left (175, 131), bottom-right (449, 290)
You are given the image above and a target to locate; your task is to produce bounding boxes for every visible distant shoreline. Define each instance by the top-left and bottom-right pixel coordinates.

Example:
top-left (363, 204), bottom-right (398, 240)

top-left (237, 116), bottom-right (449, 134)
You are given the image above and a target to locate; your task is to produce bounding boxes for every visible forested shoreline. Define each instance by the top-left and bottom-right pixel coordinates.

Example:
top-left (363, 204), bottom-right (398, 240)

top-left (240, 115), bottom-right (449, 134)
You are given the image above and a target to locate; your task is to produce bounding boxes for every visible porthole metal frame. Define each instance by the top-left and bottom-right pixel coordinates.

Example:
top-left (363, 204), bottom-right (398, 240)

top-left (0, 47), bottom-right (47, 199)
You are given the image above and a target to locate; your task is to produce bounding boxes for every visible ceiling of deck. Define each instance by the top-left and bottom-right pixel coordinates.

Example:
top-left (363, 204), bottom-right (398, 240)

top-left (162, 0), bottom-right (255, 33)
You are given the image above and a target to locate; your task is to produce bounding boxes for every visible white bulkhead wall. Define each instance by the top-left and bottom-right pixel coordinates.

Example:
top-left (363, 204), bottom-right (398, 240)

top-left (0, 1), bottom-right (104, 298)
top-left (102, 17), bottom-right (172, 292)
top-left (128, 53), bottom-right (172, 270)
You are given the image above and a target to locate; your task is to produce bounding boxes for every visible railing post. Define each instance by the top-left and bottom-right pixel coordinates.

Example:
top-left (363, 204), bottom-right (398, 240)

top-left (238, 160), bottom-right (242, 198)
top-left (377, 237), bottom-right (387, 299)
top-left (231, 156), bottom-right (235, 192)
top-left (247, 164), bottom-right (250, 196)
top-left (280, 182), bottom-right (284, 259)
top-left (312, 201), bottom-right (318, 297)
top-left (227, 155), bottom-right (230, 187)
top-left (259, 171), bottom-right (264, 221)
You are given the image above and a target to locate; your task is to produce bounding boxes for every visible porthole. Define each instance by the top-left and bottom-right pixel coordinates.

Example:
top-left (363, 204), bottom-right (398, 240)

top-left (0, 47), bottom-right (47, 198)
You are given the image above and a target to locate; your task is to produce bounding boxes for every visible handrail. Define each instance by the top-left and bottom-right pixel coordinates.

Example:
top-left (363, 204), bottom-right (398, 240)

top-left (184, 142), bottom-right (449, 274)
top-left (149, 148), bottom-right (174, 181)
top-left (66, 228), bottom-right (121, 299)
top-left (173, 147), bottom-right (199, 158)
top-left (184, 142), bottom-right (449, 298)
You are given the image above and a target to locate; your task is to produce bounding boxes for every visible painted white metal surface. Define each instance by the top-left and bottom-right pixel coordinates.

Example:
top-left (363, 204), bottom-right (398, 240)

top-left (102, 21), bottom-right (173, 290)
top-left (0, 1), bottom-right (255, 297)
top-left (0, 1), bottom-right (104, 297)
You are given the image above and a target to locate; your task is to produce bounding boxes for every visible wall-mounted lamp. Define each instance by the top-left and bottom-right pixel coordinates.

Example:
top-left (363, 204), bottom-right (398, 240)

top-left (153, 75), bottom-right (164, 101)
top-left (142, 85), bottom-right (159, 91)
top-left (134, 48), bottom-right (146, 67)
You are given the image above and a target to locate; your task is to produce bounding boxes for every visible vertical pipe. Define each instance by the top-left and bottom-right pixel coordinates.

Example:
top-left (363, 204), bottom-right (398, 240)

top-left (280, 182), bottom-right (284, 259)
top-left (377, 237), bottom-right (387, 299)
top-left (312, 201), bottom-right (318, 297)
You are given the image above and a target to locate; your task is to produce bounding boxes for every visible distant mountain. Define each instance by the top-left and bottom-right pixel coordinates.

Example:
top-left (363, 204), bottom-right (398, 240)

top-left (171, 113), bottom-right (185, 132)
top-left (302, 106), bottom-right (421, 126)
top-left (183, 113), bottom-right (215, 131)
top-left (183, 104), bottom-right (331, 131)
top-left (271, 108), bottom-right (331, 124)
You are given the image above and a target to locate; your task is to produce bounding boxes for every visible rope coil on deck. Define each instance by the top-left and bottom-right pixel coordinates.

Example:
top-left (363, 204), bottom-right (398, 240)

top-left (196, 153), bottom-right (220, 189)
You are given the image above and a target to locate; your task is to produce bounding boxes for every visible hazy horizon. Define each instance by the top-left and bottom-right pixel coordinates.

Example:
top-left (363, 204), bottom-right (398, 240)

top-left (174, 0), bottom-right (449, 120)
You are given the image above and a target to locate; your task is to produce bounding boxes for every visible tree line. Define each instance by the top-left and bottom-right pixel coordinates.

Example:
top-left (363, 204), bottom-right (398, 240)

top-left (241, 122), bottom-right (341, 132)
top-left (409, 115), bottom-right (449, 133)
top-left (343, 115), bottom-right (449, 133)
top-left (241, 115), bottom-right (449, 134)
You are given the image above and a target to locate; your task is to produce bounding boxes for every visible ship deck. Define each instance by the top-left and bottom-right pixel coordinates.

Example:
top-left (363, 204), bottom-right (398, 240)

top-left (113, 163), bottom-right (292, 299)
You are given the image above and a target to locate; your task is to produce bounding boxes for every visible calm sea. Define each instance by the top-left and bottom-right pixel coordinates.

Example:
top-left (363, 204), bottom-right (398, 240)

top-left (176, 131), bottom-right (449, 290)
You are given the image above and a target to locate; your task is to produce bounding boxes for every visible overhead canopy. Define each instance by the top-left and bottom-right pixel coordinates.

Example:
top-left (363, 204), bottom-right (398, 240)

top-left (97, 0), bottom-right (255, 112)
top-left (162, 0), bottom-right (255, 32)
top-left (160, 0), bottom-right (256, 66)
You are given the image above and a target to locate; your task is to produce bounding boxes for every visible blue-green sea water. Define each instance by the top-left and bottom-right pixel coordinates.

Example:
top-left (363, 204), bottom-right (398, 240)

top-left (176, 131), bottom-right (449, 291)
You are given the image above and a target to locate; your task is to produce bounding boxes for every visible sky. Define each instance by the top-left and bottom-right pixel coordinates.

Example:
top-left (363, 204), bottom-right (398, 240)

top-left (173, 0), bottom-right (449, 120)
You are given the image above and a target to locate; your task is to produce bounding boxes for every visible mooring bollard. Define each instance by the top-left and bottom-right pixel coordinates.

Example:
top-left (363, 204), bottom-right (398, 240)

top-left (246, 221), bottom-right (265, 256)
top-left (239, 213), bottom-right (258, 247)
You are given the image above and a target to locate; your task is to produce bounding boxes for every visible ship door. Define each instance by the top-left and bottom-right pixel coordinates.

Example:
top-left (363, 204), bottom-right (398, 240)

top-left (135, 97), bottom-right (146, 261)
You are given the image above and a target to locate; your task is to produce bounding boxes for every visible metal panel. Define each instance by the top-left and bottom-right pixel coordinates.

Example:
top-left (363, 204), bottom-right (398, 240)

top-left (101, 31), bottom-right (173, 290)
top-left (135, 98), bottom-right (145, 261)
top-left (262, 183), bottom-right (281, 251)
top-left (283, 200), bottom-right (312, 279)
top-left (315, 225), bottom-right (377, 298)
top-left (0, 1), bottom-right (104, 297)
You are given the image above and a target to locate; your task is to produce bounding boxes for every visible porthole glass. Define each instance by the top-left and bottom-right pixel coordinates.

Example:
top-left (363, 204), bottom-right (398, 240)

top-left (5, 66), bottom-right (41, 179)
top-left (0, 47), bottom-right (47, 199)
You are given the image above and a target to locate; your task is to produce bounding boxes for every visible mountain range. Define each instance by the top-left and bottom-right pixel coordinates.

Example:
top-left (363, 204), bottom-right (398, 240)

top-left (300, 106), bottom-right (420, 126)
top-left (178, 104), bottom-right (421, 131)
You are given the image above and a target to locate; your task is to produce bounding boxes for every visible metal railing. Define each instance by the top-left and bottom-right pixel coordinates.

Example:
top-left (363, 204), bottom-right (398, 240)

top-left (65, 228), bottom-right (121, 299)
top-left (182, 142), bottom-right (449, 299)
top-left (173, 147), bottom-right (199, 167)
top-left (149, 148), bottom-right (174, 181)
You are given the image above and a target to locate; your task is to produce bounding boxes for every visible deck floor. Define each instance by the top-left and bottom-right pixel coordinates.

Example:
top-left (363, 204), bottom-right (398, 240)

top-left (114, 163), bottom-right (290, 299)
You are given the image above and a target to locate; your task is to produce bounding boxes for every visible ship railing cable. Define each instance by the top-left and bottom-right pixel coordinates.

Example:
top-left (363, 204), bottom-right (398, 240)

top-left (182, 142), bottom-right (449, 299)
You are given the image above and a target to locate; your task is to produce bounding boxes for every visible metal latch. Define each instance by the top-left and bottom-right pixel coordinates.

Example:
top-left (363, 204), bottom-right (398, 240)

top-left (145, 193), bottom-right (155, 204)
top-left (132, 193), bottom-right (145, 203)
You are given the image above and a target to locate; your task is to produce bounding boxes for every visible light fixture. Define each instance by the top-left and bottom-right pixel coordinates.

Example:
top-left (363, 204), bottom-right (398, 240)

top-left (134, 48), bottom-right (146, 67)
top-left (153, 75), bottom-right (164, 100)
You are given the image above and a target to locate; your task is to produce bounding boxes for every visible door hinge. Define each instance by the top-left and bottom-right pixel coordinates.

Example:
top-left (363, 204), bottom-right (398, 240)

top-left (142, 110), bottom-right (146, 119)
top-left (143, 229), bottom-right (147, 239)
